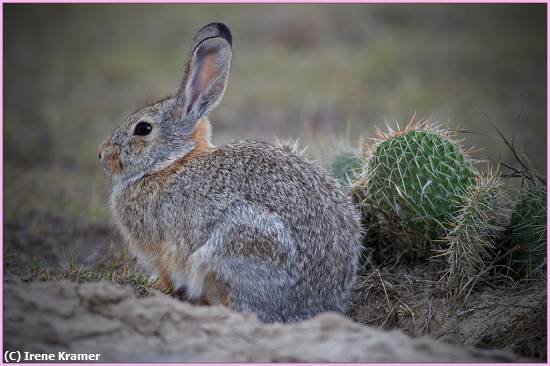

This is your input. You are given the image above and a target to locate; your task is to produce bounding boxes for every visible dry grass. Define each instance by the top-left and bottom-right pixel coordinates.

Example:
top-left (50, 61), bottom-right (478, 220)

top-left (351, 255), bottom-right (546, 359)
top-left (9, 244), bottom-right (165, 298)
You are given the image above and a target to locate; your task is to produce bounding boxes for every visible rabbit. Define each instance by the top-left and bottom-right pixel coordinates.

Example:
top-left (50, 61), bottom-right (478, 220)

top-left (98, 22), bottom-right (363, 323)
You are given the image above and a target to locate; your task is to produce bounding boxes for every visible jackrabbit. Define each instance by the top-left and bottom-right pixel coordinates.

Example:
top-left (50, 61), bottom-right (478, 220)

top-left (98, 22), bottom-right (362, 323)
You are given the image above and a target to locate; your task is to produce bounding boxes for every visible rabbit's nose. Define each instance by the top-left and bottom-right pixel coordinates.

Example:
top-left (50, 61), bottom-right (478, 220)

top-left (98, 142), bottom-right (108, 161)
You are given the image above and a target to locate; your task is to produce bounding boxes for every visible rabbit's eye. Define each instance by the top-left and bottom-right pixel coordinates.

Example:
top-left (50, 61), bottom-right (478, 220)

top-left (134, 121), bottom-right (153, 136)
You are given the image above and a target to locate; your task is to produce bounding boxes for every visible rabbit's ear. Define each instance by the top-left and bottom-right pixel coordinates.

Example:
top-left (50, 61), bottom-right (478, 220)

top-left (175, 23), bottom-right (232, 121)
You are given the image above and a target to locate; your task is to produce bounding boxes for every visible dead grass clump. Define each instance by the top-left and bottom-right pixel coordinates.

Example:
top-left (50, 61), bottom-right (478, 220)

top-left (13, 246), bottom-right (164, 298)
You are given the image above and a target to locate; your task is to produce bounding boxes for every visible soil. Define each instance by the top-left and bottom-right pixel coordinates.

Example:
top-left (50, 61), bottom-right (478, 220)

top-left (350, 271), bottom-right (547, 360)
top-left (3, 280), bottom-right (523, 362)
top-left (4, 210), bottom-right (119, 274)
top-left (3, 212), bottom-right (547, 362)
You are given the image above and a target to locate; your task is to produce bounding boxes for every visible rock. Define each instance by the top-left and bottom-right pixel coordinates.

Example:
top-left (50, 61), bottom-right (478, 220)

top-left (3, 280), bottom-right (523, 362)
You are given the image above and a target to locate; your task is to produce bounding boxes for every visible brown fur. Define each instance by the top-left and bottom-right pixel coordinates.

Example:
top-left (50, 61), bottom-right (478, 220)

top-left (212, 276), bottom-right (232, 307)
top-left (143, 118), bottom-right (213, 186)
top-left (98, 142), bottom-right (123, 175)
top-left (119, 115), bottom-right (215, 291)
top-left (125, 238), bottom-right (176, 292)
top-left (131, 235), bottom-right (228, 306)
top-left (192, 117), bottom-right (214, 153)
top-left (107, 153), bottom-right (123, 175)
top-left (156, 246), bottom-right (229, 306)
top-left (157, 266), bottom-right (174, 291)
top-left (194, 273), bottom-right (231, 306)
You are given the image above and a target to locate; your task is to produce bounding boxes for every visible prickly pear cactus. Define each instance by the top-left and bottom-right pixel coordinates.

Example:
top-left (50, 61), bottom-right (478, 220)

top-left (444, 173), bottom-right (507, 289)
top-left (353, 119), bottom-right (476, 253)
top-left (331, 153), bottom-right (363, 185)
top-left (509, 182), bottom-right (547, 276)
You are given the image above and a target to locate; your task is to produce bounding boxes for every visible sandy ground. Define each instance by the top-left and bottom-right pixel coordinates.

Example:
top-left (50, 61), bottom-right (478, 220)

top-left (3, 212), bottom-right (546, 362)
top-left (4, 280), bottom-right (524, 363)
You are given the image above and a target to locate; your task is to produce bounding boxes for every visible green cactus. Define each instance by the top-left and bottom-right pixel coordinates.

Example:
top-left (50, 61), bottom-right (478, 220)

top-left (443, 173), bottom-right (507, 289)
top-left (331, 153), bottom-right (363, 185)
top-left (509, 183), bottom-right (547, 276)
top-left (353, 120), bottom-right (477, 253)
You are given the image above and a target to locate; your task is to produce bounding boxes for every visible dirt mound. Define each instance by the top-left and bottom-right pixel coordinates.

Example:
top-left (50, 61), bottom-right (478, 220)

top-left (349, 266), bottom-right (547, 360)
top-left (4, 280), bottom-right (524, 363)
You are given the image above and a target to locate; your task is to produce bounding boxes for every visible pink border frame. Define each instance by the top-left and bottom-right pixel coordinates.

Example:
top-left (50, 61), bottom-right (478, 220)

top-left (0, 1), bottom-right (547, 365)
top-left (0, 0), bottom-right (548, 3)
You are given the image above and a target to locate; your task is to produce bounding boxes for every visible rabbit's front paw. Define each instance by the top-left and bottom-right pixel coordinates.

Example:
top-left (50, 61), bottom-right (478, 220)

top-left (171, 286), bottom-right (210, 306)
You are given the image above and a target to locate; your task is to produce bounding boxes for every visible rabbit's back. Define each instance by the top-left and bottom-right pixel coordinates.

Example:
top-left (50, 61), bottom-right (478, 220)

top-left (171, 141), bottom-right (362, 321)
top-left (182, 141), bottom-right (360, 247)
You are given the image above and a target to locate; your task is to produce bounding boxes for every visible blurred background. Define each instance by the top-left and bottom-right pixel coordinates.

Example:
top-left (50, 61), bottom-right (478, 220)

top-left (4, 5), bottom-right (546, 265)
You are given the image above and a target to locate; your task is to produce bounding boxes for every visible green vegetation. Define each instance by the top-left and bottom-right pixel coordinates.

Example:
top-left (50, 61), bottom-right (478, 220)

top-left (330, 153), bottom-right (363, 186)
top-left (353, 119), bottom-right (476, 254)
top-left (508, 183), bottom-right (547, 277)
top-left (348, 119), bottom-right (550, 295)
top-left (443, 173), bottom-right (507, 289)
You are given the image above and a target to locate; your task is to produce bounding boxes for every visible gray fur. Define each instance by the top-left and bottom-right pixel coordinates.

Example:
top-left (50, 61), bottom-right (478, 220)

top-left (98, 23), bottom-right (363, 323)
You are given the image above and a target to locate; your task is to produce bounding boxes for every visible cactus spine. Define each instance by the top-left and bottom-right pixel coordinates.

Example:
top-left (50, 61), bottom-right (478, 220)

top-left (353, 118), bottom-right (477, 254)
top-left (508, 182), bottom-right (547, 276)
top-left (443, 171), bottom-right (508, 289)
top-left (331, 153), bottom-right (363, 186)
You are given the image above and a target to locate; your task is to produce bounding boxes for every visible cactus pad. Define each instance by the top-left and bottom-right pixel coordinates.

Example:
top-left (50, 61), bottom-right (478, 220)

top-left (509, 183), bottom-right (547, 275)
top-left (363, 125), bottom-right (476, 244)
top-left (444, 173), bottom-right (507, 289)
top-left (331, 153), bottom-right (363, 185)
